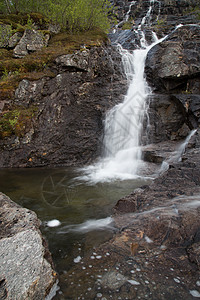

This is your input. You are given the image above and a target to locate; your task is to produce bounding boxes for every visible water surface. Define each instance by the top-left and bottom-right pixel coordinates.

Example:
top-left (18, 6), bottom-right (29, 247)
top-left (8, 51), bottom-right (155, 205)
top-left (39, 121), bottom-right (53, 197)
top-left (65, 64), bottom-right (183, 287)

top-left (0, 167), bottom-right (149, 298)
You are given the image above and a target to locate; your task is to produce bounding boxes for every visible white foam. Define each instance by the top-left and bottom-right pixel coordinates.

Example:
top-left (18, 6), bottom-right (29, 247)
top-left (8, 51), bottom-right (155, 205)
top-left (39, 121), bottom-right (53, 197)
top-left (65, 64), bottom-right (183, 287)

top-left (145, 236), bottom-right (153, 243)
top-left (128, 280), bottom-right (140, 285)
top-left (72, 217), bottom-right (113, 233)
top-left (74, 256), bottom-right (82, 263)
top-left (190, 290), bottom-right (200, 298)
top-left (58, 217), bottom-right (114, 234)
top-left (45, 280), bottom-right (59, 300)
top-left (47, 219), bottom-right (61, 227)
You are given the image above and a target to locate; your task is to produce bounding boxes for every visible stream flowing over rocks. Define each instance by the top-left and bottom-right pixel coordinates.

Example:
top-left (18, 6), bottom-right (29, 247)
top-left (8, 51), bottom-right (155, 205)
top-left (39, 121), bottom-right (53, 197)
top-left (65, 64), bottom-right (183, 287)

top-left (1, 0), bottom-right (200, 299)
top-left (61, 130), bottom-right (200, 299)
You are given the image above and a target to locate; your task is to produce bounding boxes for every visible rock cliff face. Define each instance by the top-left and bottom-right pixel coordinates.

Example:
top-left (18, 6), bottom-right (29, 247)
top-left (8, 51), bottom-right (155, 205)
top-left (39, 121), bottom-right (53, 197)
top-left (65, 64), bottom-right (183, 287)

top-left (0, 46), bottom-right (126, 167)
top-left (144, 24), bottom-right (200, 144)
top-left (0, 193), bottom-right (57, 300)
top-left (114, 0), bottom-right (200, 28)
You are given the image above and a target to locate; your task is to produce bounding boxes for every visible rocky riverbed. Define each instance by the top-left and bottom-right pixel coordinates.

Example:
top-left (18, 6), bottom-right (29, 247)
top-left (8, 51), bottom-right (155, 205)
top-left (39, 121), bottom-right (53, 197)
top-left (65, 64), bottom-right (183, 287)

top-left (55, 129), bottom-right (200, 300)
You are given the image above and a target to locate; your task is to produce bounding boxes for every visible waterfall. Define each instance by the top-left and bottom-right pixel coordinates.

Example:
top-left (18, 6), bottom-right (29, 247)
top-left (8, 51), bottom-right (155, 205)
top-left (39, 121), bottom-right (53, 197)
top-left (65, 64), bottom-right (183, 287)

top-left (79, 1), bottom-right (164, 184)
top-left (114, 1), bottom-right (136, 31)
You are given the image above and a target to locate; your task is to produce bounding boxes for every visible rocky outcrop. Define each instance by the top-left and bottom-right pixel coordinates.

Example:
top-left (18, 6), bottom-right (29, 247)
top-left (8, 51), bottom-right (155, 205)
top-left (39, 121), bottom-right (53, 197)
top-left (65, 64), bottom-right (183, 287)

top-left (0, 46), bottom-right (127, 168)
top-left (0, 192), bottom-right (57, 299)
top-left (145, 25), bottom-right (200, 92)
top-left (143, 25), bottom-right (200, 144)
top-left (13, 29), bottom-right (50, 58)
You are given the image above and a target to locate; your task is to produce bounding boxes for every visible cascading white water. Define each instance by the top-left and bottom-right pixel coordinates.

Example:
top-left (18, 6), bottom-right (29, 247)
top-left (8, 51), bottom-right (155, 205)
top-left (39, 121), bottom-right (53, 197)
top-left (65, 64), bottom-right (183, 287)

top-left (79, 1), bottom-right (164, 184)
top-left (158, 129), bottom-right (197, 175)
top-left (114, 0), bottom-right (136, 31)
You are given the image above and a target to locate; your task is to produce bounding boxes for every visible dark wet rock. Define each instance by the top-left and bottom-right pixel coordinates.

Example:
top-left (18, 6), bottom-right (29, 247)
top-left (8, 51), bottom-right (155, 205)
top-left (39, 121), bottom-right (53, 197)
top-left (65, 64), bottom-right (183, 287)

top-left (0, 192), bottom-right (57, 299)
top-left (142, 94), bottom-right (192, 144)
top-left (145, 25), bottom-right (200, 92)
top-left (109, 28), bottom-right (156, 50)
top-left (13, 29), bottom-right (50, 58)
top-left (111, 0), bottom-right (200, 51)
top-left (0, 46), bottom-right (127, 168)
top-left (113, 0), bottom-right (200, 28)
top-left (142, 140), bottom-right (179, 164)
top-left (171, 94), bottom-right (200, 128)
top-left (58, 130), bottom-right (200, 300)
top-left (143, 25), bottom-right (200, 145)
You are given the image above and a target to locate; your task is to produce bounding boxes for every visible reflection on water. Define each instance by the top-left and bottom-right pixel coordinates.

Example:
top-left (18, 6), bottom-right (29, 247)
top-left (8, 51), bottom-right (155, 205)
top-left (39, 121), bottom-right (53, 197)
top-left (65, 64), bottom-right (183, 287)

top-left (0, 167), bottom-right (149, 298)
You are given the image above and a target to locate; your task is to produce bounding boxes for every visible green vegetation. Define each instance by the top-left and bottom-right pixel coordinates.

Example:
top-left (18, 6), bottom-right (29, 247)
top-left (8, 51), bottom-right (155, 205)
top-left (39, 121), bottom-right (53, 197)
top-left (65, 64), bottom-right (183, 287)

top-left (0, 28), bottom-right (108, 100)
top-left (122, 19), bottom-right (134, 30)
top-left (0, 0), bottom-right (115, 32)
top-left (0, 1), bottom-right (114, 139)
top-left (156, 18), bottom-right (165, 26)
top-left (184, 5), bottom-right (200, 20)
top-left (0, 106), bottom-right (38, 138)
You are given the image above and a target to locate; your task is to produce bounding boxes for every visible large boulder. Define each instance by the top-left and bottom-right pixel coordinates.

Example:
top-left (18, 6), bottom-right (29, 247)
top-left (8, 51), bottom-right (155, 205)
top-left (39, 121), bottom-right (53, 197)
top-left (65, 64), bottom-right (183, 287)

top-left (55, 50), bottom-right (90, 72)
top-left (0, 193), bottom-right (58, 299)
top-left (13, 29), bottom-right (50, 58)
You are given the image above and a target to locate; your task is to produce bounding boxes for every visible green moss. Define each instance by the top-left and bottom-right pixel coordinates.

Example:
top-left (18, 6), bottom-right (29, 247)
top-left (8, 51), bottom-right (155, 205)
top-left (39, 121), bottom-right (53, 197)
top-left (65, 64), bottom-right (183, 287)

top-left (0, 13), bottom-right (49, 30)
top-left (0, 27), bottom-right (107, 76)
top-left (121, 19), bottom-right (134, 30)
top-left (0, 106), bottom-right (38, 139)
top-left (0, 15), bottom-right (108, 102)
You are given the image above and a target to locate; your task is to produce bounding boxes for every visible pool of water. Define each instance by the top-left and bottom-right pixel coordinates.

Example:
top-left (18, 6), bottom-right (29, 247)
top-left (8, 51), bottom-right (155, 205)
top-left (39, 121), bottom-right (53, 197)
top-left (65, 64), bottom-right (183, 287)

top-left (0, 167), bottom-right (150, 298)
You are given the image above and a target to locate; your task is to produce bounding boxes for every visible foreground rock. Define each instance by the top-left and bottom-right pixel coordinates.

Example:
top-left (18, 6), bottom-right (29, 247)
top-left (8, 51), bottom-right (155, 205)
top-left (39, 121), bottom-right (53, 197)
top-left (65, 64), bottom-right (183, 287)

top-left (0, 193), bottom-right (57, 299)
top-left (56, 130), bottom-right (200, 299)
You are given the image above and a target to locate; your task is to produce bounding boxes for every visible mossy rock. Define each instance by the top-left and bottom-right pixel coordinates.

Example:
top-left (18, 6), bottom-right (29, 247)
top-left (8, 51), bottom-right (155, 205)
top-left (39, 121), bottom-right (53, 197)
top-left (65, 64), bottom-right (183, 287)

top-left (0, 24), bottom-right (12, 47)
top-left (0, 106), bottom-right (38, 139)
